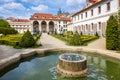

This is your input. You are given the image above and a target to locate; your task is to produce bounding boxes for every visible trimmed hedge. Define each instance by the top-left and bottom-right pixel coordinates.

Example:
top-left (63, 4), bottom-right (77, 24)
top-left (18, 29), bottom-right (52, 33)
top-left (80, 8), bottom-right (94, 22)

top-left (68, 31), bottom-right (82, 46)
top-left (51, 33), bottom-right (98, 46)
top-left (19, 30), bottom-right (35, 48)
top-left (106, 15), bottom-right (118, 50)
top-left (0, 40), bottom-right (19, 46)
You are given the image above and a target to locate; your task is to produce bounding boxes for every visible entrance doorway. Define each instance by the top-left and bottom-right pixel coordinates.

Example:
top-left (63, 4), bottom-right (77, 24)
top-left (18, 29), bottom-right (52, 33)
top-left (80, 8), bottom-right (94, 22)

top-left (49, 21), bottom-right (54, 33)
top-left (41, 21), bottom-right (47, 32)
top-left (33, 21), bottom-right (39, 34)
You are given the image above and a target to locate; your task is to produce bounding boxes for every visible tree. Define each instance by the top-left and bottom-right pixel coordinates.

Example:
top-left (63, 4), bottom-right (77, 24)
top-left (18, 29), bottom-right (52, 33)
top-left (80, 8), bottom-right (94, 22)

top-left (19, 30), bottom-right (35, 48)
top-left (106, 15), bottom-right (118, 50)
top-left (0, 19), bottom-right (10, 28)
top-left (117, 10), bottom-right (120, 50)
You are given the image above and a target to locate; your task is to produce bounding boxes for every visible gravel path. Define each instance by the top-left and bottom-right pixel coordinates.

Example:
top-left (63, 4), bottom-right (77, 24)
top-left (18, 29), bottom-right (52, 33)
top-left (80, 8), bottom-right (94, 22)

top-left (39, 33), bottom-right (68, 48)
top-left (86, 38), bottom-right (106, 50)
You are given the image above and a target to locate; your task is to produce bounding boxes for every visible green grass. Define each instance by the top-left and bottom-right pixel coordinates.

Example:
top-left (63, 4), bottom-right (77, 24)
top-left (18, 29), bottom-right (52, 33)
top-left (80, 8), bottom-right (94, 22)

top-left (50, 34), bottom-right (99, 46)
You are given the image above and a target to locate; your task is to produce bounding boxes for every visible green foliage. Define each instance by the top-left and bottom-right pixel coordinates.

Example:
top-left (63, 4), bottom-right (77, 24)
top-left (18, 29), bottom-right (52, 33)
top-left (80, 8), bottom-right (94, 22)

top-left (19, 30), bottom-right (35, 48)
top-left (51, 33), bottom-right (98, 46)
top-left (72, 31), bottom-right (82, 45)
top-left (106, 15), bottom-right (118, 50)
top-left (0, 19), bottom-right (10, 28)
top-left (67, 31), bottom-right (73, 35)
top-left (117, 10), bottom-right (120, 50)
top-left (0, 34), bottom-right (22, 46)
top-left (66, 31), bottom-right (82, 46)
top-left (0, 27), bottom-right (18, 35)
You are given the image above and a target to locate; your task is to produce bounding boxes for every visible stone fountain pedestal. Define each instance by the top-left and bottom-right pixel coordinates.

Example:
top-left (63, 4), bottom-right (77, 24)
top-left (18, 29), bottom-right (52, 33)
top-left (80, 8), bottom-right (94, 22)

top-left (56, 54), bottom-right (88, 77)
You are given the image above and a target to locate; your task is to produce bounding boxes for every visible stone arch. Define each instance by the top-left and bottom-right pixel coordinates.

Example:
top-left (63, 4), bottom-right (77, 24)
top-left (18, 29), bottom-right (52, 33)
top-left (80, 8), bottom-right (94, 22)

top-left (49, 21), bottom-right (54, 33)
top-left (33, 21), bottom-right (39, 34)
top-left (41, 21), bottom-right (47, 32)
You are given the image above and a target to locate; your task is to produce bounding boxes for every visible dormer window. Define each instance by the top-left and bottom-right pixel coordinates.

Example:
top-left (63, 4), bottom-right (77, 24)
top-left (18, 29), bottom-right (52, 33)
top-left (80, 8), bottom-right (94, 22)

top-left (42, 16), bottom-right (46, 19)
top-left (34, 16), bottom-right (38, 19)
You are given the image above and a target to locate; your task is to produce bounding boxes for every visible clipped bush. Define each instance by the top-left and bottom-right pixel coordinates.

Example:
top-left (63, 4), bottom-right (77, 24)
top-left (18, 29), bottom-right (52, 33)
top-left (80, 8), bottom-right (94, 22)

top-left (68, 31), bottom-right (82, 46)
top-left (19, 30), bottom-right (35, 48)
top-left (106, 15), bottom-right (118, 50)
top-left (67, 31), bottom-right (73, 35)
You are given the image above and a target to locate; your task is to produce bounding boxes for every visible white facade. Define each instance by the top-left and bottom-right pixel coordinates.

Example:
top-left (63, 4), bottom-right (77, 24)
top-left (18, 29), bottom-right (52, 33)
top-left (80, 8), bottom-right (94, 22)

top-left (8, 21), bottom-right (31, 33)
top-left (70, 0), bottom-right (120, 37)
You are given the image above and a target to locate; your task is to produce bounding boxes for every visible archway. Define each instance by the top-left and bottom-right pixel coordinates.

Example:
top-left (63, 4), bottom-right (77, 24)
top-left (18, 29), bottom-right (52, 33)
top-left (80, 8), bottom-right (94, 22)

top-left (49, 21), bottom-right (54, 33)
top-left (33, 21), bottom-right (39, 34)
top-left (41, 21), bottom-right (47, 32)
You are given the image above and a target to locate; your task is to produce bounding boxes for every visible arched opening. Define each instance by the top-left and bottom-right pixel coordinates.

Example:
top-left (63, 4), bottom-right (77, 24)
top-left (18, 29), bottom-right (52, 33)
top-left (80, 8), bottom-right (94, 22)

top-left (33, 21), bottom-right (39, 34)
top-left (41, 21), bottom-right (47, 33)
top-left (49, 21), bottom-right (54, 33)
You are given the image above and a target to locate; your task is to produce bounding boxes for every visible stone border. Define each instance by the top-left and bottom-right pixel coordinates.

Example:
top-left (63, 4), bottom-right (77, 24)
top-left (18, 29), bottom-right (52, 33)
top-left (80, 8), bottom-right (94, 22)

top-left (0, 47), bottom-right (120, 71)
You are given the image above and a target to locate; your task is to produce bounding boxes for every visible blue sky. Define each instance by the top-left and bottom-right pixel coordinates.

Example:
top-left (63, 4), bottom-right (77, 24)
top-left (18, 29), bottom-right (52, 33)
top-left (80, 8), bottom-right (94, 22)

top-left (0, 0), bottom-right (86, 19)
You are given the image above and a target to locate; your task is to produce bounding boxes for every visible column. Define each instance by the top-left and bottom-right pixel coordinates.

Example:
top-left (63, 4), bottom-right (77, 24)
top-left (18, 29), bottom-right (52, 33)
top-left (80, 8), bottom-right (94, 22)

top-left (46, 21), bottom-right (49, 33)
top-left (39, 21), bottom-right (41, 33)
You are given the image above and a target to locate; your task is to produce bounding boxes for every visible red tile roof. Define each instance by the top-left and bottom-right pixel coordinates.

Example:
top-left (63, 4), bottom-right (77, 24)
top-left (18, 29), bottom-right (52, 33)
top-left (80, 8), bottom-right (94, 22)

top-left (72, 0), bottom-right (103, 16)
top-left (30, 13), bottom-right (71, 21)
top-left (12, 19), bottom-right (30, 22)
top-left (89, 0), bottom-right (98, 3)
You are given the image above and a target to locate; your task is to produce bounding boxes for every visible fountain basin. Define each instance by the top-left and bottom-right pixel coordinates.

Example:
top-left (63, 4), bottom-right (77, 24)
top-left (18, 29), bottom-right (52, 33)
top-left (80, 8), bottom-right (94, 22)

top-left (57, 54), bottom-right (88, 77)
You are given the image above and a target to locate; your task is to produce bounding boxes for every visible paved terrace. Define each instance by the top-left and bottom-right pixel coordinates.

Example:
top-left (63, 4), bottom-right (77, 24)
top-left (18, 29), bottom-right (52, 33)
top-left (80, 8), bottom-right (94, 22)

top-left (0, 33), bottom-right (120, 61)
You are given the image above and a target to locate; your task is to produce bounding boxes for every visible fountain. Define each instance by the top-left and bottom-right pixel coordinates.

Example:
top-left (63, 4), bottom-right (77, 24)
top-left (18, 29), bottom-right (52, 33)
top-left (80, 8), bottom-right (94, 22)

top-left (57, 53), bottom-right (88, 77)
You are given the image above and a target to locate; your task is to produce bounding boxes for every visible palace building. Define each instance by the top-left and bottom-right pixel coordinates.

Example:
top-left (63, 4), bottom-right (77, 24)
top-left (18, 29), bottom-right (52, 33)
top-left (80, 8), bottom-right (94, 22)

top-left (6, 17), bottom-right (31, 33)
top-left (7, 13), bottom-right (71, 34)
top-left (68, 0), bottom-right (120, 37)
top-left (30, 13), bottom-right (70, 34)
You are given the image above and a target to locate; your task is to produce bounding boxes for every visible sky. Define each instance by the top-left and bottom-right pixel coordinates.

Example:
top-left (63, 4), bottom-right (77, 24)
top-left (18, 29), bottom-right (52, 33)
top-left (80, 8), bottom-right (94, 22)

top-left (0, 0), bottom-right (86, 19)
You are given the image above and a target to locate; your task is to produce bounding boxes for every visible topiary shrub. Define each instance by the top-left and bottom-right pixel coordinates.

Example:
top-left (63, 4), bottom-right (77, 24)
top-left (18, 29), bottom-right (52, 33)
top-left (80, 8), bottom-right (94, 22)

top-left (73, 31), bottom-right (82, 45)
top-left (106, 15), bottom-right (118, 50)
top-left (19, 30), bottom-right (35, 48)
top-left (68, 31), bottom-right (82, 46)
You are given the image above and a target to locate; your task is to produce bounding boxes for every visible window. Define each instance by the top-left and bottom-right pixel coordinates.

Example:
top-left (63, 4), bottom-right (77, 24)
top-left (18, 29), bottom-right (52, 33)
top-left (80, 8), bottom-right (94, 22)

top-left (81, 14), bottom-right (83, 19)
top-left (98, 22), bottom-right (101, 30)
top-left (78, 15), bottom-right (79, 20)
top-left (85, 12), bottom-right (87, 18)
top-left (98, 6), bottom-right (101, 14)
top-left (86, 24), bottom-right (88, 30)
top-left (91, 23), bottom-right (94, 30)
top-left (107, 2), bottom-right (110, 11)
top-left (91, 9), bottom-right (93, 16)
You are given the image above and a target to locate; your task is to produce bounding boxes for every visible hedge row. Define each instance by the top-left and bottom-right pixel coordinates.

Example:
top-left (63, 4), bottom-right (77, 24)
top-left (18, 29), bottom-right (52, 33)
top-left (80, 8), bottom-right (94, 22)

top-left (51, 33), bottom-right (98, 46)
top-left (82, 36), bottom-right (98, 43)
top-left (0, 39), bottom-right (19, 46)
top-left (0, 27), bottom-right (18, 35)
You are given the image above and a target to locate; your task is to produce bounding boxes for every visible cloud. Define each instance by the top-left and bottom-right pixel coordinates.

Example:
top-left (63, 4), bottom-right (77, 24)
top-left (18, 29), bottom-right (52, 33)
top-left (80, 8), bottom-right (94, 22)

top-left (66, 0), bottom-right (86, 8)
top-left (2, 2), bottom-right (26, 10)
top-left (31, 4), bottom-right (48, 12)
